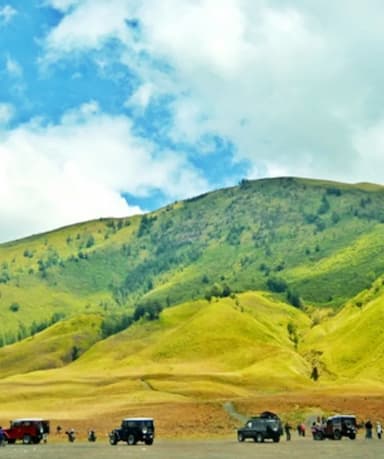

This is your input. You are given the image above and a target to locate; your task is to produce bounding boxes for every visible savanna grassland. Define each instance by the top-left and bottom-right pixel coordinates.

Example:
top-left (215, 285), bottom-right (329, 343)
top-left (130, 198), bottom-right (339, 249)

top-left (1, 177), bottom-right (384, 436)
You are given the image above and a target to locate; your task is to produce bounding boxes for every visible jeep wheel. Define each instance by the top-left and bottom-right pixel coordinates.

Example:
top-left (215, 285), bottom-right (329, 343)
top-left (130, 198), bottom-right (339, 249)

top-left (237, 432), bottom-right (244, 442)
top-left (23, 435), bottom-right (32, 445)
top-left (109, 435), bottom-right (117, 445)
top-left (314, 431), bottom-right (324, 441)
top-left (333, 429), bottom-right (342, 440)
top-left (273, 435), bottom-right (280, 443)
top-left (255, 433), bottom-right (264, 443)
top-left (145, 439), bottom-right (153, 445)
top-left (349, 433), bottom-right (356, 440)
top-left (127, 434), bottom-right (136, 445)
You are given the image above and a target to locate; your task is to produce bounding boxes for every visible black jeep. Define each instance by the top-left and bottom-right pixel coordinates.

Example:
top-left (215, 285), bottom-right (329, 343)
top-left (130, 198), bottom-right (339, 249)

top-left (237, 412), bottom-right (283, 443)
top-left (312, 415), bottom-right (357, 440)
top-left (109, 417), bottom-right (155, 446)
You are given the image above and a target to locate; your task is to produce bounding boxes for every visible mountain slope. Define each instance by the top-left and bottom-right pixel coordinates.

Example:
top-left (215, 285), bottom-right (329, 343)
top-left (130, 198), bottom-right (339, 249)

top-left (1, 176), bottom-right (384, 345)
top-left (0, 292), bottom-right (314, 416)
top-left (0, 314), bottom-right (102, 378)
top-left (302, 277), bottom-right (384, 385)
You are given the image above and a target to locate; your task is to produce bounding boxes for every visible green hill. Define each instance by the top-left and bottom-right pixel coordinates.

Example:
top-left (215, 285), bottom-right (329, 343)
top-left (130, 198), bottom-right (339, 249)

top-left (0, 176), bottom-right (384, 418)
top-left (1, 176), bottom-right (384, 343)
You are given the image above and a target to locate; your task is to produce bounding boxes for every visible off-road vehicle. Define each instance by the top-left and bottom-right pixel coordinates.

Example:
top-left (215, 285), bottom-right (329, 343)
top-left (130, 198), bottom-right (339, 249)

top-left (109, 417), bottom-right (154, 446)
top-left (312, 415), bottom-right (357, 440)
top-left (3, 418), bottom-right (50, 444)
top-left (237, 412), bottom-right (283, 443)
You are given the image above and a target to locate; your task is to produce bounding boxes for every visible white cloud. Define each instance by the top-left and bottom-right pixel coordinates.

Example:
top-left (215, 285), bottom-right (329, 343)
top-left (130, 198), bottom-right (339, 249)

top-left (44, 0), bottom-right (81, 12)
top-left (126, 83), bottom-right (154, 111)
top-left (0, 5), bottom-right (17, 24)
top-left (0, 104), bottom-right (208, 243)
top-left (0, 103), bottom-right (13, 125)
top-left (353, 121), bottom-right (384, 183)
top-left (138, 0), bottom-right (253, 78)
top-left (43, 0), bottom-right (134, 59)
top-left (5, 56), bottom-right (23, 78)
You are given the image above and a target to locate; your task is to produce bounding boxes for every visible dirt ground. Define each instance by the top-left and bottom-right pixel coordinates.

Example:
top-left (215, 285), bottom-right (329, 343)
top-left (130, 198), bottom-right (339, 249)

top-left (1, 392), bottom-right (383, 458)
top-left (0, 436), bottom-right (383, 459)
top-left (36, 393), bottom-right (384, 441)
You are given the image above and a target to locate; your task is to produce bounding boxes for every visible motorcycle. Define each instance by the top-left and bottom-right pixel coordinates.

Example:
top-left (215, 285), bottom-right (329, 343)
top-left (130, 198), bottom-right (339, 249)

top-left (65, 430), bottom-right (76, 442)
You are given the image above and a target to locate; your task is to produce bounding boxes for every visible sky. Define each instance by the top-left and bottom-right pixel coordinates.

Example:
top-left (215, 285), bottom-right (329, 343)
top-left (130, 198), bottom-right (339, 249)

top-left (1, 1), bottom-right (384, 243)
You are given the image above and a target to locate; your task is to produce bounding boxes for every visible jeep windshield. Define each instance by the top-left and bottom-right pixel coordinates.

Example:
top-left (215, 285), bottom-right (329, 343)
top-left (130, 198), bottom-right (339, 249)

top-left (122, 419), bottom-right (153, 429)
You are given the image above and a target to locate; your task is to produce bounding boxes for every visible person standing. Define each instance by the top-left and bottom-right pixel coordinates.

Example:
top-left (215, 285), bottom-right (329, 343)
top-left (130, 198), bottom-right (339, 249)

top-left (365, 419), bottom-right (373, 439)
top-left (376, 421), bottom-right (382, 439)
top-left (284, 422), bottom-right (292, 441)
top-left (0, 426), bottom-right (6, 446)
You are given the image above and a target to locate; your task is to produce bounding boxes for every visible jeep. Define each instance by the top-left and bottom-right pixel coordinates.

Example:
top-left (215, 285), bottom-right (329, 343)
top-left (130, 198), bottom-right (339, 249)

top-left (312, 415), bottom-right (357, 440)
top-left (109, 417), bottom-right (154, 446)
top-left (237, 412), bottom-right (283, 443)
top-left (3, 418), bottom-right (50, 444)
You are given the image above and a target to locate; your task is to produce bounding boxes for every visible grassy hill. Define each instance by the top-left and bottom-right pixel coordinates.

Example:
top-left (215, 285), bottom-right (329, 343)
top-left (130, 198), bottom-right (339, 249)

top-left (0, 292), bottom-right (314, 418)
top-left (0, 176), bottom-right (384, 423)
top-left (1, 176), bottom-right (384, 343)
top-left (302, 275), bottom-right (384, 385)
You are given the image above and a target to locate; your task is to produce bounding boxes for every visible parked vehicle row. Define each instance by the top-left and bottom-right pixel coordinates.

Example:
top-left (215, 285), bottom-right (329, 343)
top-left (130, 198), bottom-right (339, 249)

top-left (0, 413), bottom-right (359, 447)
top-left (0, 417), bottom-right (155, 447)
top-left (237, 412), bottom-right (358, 444)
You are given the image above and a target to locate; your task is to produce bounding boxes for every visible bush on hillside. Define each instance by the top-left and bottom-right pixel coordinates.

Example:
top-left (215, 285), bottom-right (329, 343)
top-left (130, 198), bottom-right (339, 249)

top-left (0, 270), bottom-right (10, 283)
top-left (266, 276), bottom-right (287, 293)
top-left (23, 249), bottom-right (33, 258)
top-left (9, 302), bottom-right (20, 312)
top-left (133, 300), bottom-right (163, 322)
top-left (101, 314), bottom-right (133, 338)
top-left (204, 282), bottom-right (232, 301)
top-left (286, 289), bottom-right (302, 308)
top-left (311, 366), bottom-right (319, 381)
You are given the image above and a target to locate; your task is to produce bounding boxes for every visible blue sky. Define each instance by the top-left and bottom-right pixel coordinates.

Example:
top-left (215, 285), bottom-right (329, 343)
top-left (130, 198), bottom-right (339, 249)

top-left (1, 1), bottom-right (384, 243)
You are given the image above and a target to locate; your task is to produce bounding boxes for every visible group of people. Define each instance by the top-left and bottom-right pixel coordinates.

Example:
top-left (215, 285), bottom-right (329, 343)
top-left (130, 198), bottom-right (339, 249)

top-left (56, 425), bottom-right (97, 442)
top-left (283, 422), bottom-right (306, 440)
top-left (286, 418), bottom-right (383, 441)
top-left (364, 420), bottom-right (382, 439)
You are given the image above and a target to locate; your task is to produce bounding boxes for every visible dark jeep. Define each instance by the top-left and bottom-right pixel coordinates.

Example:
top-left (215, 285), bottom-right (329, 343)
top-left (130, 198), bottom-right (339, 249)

top-left (237, 412), bottom-right (283, 443)
top-left (109, 417), bottom-right (154, 446)
top-left (312, 415), bottom-right (357, 440)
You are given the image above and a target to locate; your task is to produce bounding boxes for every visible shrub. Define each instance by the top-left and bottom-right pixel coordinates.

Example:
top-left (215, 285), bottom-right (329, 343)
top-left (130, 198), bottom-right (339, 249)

top-left (267, 276), bottom-right (287, 293)
top-left (311, 366), bottom-right (319, 381)
top-left (9, 302), bottom-right (20, 312)
top-left (133, 300), bottom-right (163, 322)
top-left (85, 235), bottom-right (95, 248)
top-left (286, 289), bottom-right (302, 308)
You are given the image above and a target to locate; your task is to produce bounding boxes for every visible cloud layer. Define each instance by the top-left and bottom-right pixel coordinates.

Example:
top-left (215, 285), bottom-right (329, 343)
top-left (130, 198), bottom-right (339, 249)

top-left (42, 0), bottom-right (384, 182)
